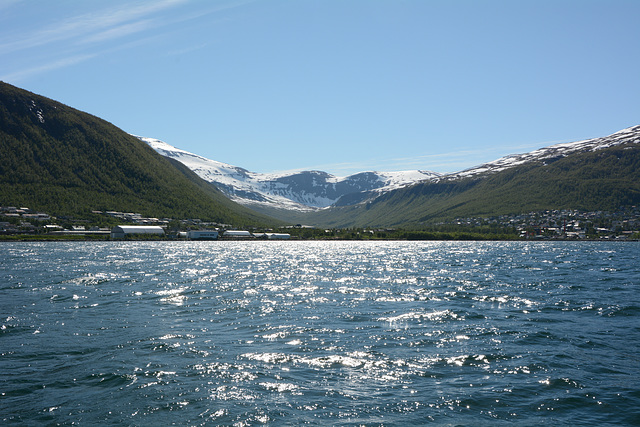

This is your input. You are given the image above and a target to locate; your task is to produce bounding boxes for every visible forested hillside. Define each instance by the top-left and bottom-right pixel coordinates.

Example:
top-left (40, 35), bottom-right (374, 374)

top-left (300, 138), bottom-right (640, 228)
top-left (0, 82), bottom-right (275, 226)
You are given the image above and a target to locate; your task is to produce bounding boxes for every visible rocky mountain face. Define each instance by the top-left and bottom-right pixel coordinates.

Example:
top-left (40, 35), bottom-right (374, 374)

top-left (139, 136), bottom-right (440, 212)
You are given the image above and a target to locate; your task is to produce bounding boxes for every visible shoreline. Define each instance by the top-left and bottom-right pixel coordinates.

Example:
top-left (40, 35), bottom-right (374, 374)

top-left (1, 235), bottom-right (637, 243)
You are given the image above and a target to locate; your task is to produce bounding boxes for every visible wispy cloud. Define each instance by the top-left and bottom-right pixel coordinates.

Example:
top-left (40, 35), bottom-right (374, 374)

top-left (80, 19), bottom-right (156, 45)
top-left (0, 1), bottom-right (175, 54)
top-left (285, 139), bottom-right (572, 177)
top-left (0, 0), bottom-right (256, 82)
top-left (290, 150), bottom-right (490, 177)
top-left (166, 42), bottom-right (210, 56)
top-left (0, 0), bottom-right (22, 12)
top-left (0, 53), bottom-right (97, 82)
top-left (0, 0), bottom-right (192, 81)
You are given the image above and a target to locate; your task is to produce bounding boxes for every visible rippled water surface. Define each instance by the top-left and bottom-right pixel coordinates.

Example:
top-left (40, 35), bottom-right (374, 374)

top-left (1, 241), bottom-right (639, 425)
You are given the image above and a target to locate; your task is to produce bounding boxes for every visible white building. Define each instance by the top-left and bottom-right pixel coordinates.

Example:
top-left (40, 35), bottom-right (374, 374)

top-left (188, 230), bottom-right (219, 240)
top-left (223, 230), bottom-right (252, 238)
top-left (110, 225), bottom-right (164, 239)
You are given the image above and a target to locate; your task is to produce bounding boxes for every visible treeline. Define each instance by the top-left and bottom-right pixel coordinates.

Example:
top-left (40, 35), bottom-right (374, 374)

top-left (280, 225), bottom-right (520, 240)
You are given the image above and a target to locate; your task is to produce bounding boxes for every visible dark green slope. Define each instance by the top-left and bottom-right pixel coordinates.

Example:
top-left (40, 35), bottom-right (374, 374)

top-left (300, 141), bottom-right (640, 228)
top-left (0, 82), bottom-right (275, 226)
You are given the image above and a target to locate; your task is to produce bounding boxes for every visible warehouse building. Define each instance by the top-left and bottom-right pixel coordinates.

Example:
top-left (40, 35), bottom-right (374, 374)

top-left (223, 230), bottom-right (252, 238)
top-left (187, 230), bottom-right (219, 240)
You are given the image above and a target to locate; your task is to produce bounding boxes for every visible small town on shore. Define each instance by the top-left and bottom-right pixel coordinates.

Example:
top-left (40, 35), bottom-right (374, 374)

top-left (0, 206), bottom-right (287, 240)
top-left (1, 205), bottom-right (639, 241)
top-left (437, 206), bottom-right (640, 240)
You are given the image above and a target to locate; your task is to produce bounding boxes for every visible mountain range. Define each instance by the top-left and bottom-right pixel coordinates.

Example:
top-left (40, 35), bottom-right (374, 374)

top-left (2, 81), bottom-right (639, 229)
top-left (308, 125), bottom-right (640, 228)
top-left (142, 125), bottom-right (640, 227)
top-left (138, 136), bottom-right (440, 214)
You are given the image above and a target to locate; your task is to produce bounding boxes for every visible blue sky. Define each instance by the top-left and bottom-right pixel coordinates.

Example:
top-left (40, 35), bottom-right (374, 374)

top-left (1, 0), bottom-right (639, 176)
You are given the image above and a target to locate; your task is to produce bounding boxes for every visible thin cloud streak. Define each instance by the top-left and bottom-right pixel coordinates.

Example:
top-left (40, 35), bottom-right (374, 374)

top-left (80, 19), bottom-right (156, 45)
top-left (0, 0), bottom-right (254, 82)
top-left (0, 0), bottom-right (22, 12)
top-left (385, 140), bottom-right (575, 171)
top-left (283, 139), bottom-right (577, 177)
top-left (166, 42), bottom-right (210, 56)
top-left (0, 53), bottom-right (98, 82)
top-left (0, 0), bottom-right (185, 54)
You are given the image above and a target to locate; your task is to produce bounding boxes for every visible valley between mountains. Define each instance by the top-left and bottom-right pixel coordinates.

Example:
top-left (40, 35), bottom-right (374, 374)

top-left (139, 125), bottom-right (640, 227)
top-left (138, 136), bottom-right (441, 214)
top-left (2, 81), bottom-right (639, 231)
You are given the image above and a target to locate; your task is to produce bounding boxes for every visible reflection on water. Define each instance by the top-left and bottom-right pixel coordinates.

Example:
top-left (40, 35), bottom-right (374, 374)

top-left (1, 241), bottom-right (639, 425)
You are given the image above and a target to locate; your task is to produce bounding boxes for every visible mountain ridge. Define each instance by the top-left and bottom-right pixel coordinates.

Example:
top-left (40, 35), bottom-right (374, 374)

top-left (139, 136), bottom-right (441, 214)
top-left (2, 81), bottom-right (638, 230)
top-left (0, 81), bottom-right (276, 226)
top-left (140, 125), bottom-right (640, 227)
top-left (300, 125), bottom-right (640, 228)
top-left (438, 125), bottom-right (640, 181)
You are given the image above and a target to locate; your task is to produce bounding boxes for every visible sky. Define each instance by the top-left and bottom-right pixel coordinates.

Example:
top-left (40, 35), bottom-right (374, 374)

top-left (1, 0), bottom-right (639, 177)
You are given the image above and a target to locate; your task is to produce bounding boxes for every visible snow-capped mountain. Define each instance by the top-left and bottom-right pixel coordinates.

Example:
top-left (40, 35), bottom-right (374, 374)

top-left (137, 136), bottom-right (440, 211)
top-left (138, 125), bottom-right (640, 214)
top-left (440, 125), bottom-right (640, 181)
top-left (320, 124), bottom-right (640, 228)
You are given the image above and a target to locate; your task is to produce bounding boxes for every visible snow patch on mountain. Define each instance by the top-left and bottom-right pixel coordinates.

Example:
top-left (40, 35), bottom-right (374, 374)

top-left (138, 125), bottom-right (639, 212)
top-left (137, 136), bottom-right (440, 211)
top-left (440, 125), bottom-right (640, 181)
top-left (139, 136), bottom-right (315, 211)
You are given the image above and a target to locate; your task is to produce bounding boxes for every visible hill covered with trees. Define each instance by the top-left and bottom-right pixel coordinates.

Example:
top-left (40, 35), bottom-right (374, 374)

top-left (298, 129), bottom-right (640, 228)
top-left (0, 82), bottom-right (275, 227)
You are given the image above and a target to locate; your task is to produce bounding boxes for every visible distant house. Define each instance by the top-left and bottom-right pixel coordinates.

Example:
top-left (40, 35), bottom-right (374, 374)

top-left (188, 230), bottom-right (219, 240)
top-left (110, 225), bottom-right (164, 239)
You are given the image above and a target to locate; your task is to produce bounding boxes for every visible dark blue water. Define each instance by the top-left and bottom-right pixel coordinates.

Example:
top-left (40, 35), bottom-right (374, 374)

top-left (1, 241), bottom-right (639, 425)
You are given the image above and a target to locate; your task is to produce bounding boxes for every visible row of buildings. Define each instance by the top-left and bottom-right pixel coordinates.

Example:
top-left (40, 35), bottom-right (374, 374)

top-left (0, 206), bottom-right (290, 240)
top-left (446, 208), bottom-right (640, 239)
top-left (3, 205), bottom-right (639, 240)
top-left (110, 226), bottom-right (290, 240)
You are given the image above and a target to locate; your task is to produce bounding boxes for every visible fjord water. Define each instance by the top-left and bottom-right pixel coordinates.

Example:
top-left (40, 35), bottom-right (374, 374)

top-left (1, 241), bottom-right (639, 426)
